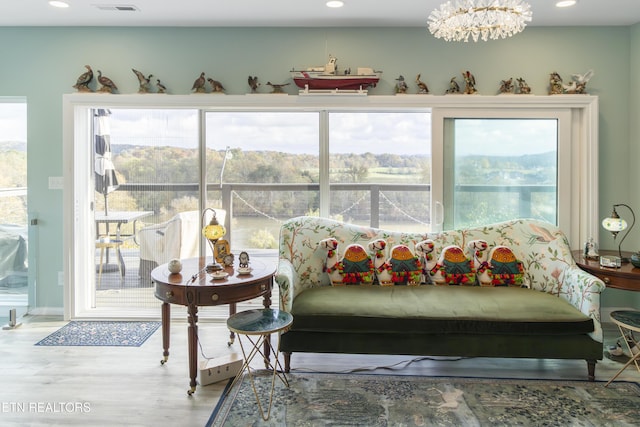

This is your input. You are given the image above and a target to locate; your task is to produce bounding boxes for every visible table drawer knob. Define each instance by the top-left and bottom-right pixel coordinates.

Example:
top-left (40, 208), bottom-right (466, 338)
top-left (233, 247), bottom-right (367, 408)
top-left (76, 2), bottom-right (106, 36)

top-left (261, 284), bottom-right (266, 291)
top-left (165, 291), bottom-right (174, 298)
top-left (212, 294), bottom-right (219, 301)
top-left (603, 277), bottom-right (610, 285)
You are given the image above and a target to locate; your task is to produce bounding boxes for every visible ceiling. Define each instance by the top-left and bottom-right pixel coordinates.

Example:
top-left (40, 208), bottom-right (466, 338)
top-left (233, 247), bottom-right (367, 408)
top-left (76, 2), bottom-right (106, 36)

top-left (1, 0), bottom-right (639, 27)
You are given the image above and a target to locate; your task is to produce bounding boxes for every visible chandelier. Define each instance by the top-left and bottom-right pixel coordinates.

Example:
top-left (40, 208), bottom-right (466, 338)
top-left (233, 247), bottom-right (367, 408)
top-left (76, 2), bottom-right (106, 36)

top-left (428, 0), bottom-right (533, 42)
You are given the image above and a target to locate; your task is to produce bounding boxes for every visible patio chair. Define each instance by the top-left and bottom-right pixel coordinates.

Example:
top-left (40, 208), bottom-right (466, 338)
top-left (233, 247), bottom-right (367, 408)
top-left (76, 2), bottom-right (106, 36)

top-left (138, 209), bottom-right (226, 283)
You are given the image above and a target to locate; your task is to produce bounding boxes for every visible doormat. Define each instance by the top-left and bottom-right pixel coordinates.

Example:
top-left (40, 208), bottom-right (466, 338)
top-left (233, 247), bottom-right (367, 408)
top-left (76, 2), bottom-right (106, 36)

top-left (35, 320), bottom-right (160, 347)
top-left (208, 371), bottom-right (640, 426)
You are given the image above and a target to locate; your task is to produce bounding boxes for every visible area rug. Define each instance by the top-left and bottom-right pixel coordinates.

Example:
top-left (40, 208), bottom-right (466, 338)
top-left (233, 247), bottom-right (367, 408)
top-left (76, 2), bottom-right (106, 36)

top-left (35, 321), bottom-right (160, 347)
top-left (207, 372), bottom-right (640, 426)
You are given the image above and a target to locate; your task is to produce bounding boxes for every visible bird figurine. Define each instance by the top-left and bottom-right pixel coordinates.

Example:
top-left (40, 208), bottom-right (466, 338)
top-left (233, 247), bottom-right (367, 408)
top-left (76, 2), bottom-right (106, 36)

top-left (156, 79), bottom-right (167, 94)
top-left (73, 65), bottom-right (93, 92)
top-left (248, 76), bottom-right (260, 93)
top-left (462, 70), bottom-right (477, 95)
top-left (445, 77), bottom-right (460, 94)
top-left (499, 78), bottom-right (514, 94)
top-left (266, 81), bottom-right (289, 94)
top-left (132, 68), bottom-right (152, 93)
top-left (570, 69), bottom-right (594, 94)
top-left (207, 78), bottom-right (225, 93)
top-left (572, 69), bottom-right (594, 85)
top-left (395, 75), bottom-right (408, 94)
top-left (192, 72), bottom-right (206, 93)
top-left (516, 77), bottom-right (532, 94)
top-left (416, 74), bottom-right (429, 94)
top-left (97, 70), bottom-right (118, 93)
top-left (548, 72), bottom-right (564, 95)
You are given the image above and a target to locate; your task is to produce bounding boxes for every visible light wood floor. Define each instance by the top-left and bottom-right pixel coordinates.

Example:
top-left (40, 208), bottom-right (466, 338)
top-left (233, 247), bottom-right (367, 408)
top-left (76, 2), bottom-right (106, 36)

top-left (0, 316), bottom-right (638, 426)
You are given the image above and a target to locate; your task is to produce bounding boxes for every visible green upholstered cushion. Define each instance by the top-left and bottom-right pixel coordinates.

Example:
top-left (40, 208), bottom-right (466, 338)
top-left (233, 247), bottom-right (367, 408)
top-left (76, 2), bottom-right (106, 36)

top-left (289, 286), bottom-right (594, 335)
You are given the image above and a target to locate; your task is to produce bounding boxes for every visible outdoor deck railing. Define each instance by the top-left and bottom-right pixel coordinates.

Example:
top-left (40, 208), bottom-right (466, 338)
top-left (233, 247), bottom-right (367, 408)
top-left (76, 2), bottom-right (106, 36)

top-left (117, 182), bottom-right (555, 241)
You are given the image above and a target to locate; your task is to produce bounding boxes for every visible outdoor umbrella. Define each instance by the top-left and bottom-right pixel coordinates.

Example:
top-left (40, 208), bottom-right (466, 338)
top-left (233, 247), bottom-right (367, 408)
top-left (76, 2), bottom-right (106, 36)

top-left (94, 108), bottom-right (121, 274)
top-left (94, 108), bottom-right (119, 215)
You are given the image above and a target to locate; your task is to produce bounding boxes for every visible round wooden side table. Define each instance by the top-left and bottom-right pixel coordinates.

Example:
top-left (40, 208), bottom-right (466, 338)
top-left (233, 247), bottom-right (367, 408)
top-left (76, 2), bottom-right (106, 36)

top-left (572, 250), bottom-right (640, 291)
top-left (152, 257), bottom-right (275, 395)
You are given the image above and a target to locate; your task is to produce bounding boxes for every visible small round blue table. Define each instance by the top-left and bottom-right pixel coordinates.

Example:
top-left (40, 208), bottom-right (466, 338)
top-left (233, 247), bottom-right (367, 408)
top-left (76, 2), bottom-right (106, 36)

top-left (226, 308), bottom-right (293, 420)
top-left (606, 310), bottom-right (640, 387)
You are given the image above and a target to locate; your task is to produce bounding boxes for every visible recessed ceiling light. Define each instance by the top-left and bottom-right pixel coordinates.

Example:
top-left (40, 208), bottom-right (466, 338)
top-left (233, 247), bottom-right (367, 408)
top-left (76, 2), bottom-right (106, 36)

top-left (326, 1), bottom-right (344, 8)
top-left (556, 0), bottom-right (577, 7)
top-left (49, 1), bottom-right (70, 7)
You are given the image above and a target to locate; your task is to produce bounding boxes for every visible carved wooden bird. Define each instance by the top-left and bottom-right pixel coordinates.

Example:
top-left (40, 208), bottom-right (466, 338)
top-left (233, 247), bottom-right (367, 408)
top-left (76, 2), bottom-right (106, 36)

top-left (156, 79), bottom-right (167, 93)
top-left (207, 78), bottom-right (225, 93)
top-left (248, 76), bottom-right (260, 92)
top-left (97, 70), bottom-right (118, 93)
top-left (132, 68), bottom-right (152, 85)
top-left (266, 82), bottom-right (290, 93)
top-left (415, 74), bottom-right (429, 94)
top-left (73, 65), bottom-right (93, 91)
top-left (192, 72), bottom-right (206, 92)
top-left (446, 77), bottom-right (460, 94)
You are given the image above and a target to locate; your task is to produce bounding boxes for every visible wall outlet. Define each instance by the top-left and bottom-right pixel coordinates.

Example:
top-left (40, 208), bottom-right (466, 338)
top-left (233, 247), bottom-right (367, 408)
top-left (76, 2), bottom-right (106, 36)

top-left (48, 176), bottom-right (63, 190)
top-left (58, 271), bottom-right (64, 287)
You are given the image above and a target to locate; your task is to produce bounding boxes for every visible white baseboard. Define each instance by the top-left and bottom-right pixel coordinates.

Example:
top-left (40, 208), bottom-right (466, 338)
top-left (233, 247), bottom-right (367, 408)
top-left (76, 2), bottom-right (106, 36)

top-left (26, 307), bottom-right (64, 317)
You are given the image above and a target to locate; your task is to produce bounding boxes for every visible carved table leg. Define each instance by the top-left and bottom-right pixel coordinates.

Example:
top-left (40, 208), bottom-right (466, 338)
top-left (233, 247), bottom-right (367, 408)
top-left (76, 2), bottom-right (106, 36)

top-left (228, 302), bottom-right (236, 346)
top-left (187, 293), bottom-right (198, 396)
top-left (160, 302), bottom-right (170, 365)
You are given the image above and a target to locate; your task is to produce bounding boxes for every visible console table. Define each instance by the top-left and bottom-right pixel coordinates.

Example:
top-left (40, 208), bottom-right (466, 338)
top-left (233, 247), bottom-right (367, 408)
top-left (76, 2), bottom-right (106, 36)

top-left (572, 250), bottom-right (640, 292)
top-left (152, 256), bottom-right (275, 395)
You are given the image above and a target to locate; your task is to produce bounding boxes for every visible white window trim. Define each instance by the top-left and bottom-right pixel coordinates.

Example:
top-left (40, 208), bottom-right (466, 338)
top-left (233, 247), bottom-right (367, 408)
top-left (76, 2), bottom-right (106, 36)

top-left (62, 94), bottom-right (598, 319)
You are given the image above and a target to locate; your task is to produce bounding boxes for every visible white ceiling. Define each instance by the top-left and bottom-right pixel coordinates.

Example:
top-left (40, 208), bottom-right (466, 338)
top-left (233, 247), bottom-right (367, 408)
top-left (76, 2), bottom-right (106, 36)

top-left (0, 0), bottom-right (639, 27)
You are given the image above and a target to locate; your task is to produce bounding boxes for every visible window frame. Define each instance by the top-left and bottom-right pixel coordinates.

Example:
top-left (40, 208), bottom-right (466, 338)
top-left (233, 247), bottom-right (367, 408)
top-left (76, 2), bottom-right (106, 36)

top-left (432, 109), bottom-right (571, 231)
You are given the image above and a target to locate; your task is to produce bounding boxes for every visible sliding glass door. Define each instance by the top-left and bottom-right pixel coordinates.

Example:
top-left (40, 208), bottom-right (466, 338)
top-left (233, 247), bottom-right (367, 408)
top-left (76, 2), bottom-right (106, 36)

top-left (0, 100), bottom-right (28, 318)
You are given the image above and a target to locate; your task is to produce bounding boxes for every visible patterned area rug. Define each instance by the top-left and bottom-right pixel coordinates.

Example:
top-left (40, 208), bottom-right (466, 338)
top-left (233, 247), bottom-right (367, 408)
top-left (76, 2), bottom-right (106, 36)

top-left (35, 321), bottom-right (160, 347)
top-left (208, 372), bottom-right (640, 426)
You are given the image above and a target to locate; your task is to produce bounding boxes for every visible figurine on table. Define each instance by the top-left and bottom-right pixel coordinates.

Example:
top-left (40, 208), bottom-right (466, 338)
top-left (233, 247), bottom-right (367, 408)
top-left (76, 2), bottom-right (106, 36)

top-left (238, 251), bottom-right (250, 268)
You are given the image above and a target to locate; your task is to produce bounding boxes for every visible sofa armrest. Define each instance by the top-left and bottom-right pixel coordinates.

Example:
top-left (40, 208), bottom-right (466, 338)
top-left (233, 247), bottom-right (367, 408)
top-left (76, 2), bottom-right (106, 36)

top-left (275, 259), bottom-right (297, 312)
top-left (561, 266), bottom-right (606, 343)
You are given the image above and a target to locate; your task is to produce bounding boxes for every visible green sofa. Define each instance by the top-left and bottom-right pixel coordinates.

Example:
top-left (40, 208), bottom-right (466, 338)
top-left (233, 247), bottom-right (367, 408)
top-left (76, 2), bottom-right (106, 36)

top-left (275, 217), bottom-right (605, 380)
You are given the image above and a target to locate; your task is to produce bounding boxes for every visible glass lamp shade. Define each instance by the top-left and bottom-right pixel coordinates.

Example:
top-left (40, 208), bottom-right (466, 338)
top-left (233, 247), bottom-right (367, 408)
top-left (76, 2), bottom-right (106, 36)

top-left (202, 223), bottom-right (226, 241)
top-left (601, 217), bottom-right (627, 233)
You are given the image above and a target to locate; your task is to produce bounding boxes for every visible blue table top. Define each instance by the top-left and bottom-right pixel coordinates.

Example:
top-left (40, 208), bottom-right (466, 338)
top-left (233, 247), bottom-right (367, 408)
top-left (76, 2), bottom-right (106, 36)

top-left (227, 308), bottom-right (293, 335)
top-left (610, 310), bottom-right (640, 331)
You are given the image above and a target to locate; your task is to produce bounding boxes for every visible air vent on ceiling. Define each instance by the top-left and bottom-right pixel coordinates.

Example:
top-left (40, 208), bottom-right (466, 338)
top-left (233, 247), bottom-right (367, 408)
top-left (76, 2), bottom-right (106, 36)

top-left (93, 4), bottom-right (140, 12)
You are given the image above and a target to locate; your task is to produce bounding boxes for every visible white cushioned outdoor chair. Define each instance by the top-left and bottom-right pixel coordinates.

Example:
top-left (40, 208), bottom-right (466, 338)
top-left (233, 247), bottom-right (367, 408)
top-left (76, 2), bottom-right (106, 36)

top-left (138, 209), bottom-right (226, 282)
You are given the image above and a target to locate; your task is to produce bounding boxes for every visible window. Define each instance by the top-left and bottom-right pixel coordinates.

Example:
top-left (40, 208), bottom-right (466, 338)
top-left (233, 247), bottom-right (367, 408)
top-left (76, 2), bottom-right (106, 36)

top-left (205, 111), bottom-right (319, 251)
top-left (64, 94), bottom-right (598, 319)
top-left (328, 112), bottom-right (431, 231)
top-left (444, 118), bottom-right (558, 229)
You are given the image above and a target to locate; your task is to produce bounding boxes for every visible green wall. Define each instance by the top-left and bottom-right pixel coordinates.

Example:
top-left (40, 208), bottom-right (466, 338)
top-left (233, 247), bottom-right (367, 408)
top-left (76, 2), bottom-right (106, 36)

top-left (0, 26), bottom-right (637, 311)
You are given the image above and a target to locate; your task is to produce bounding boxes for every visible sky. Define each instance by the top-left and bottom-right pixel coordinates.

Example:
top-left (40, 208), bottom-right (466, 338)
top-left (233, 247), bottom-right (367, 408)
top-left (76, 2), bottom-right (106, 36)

top-left (2, 105), bottom-right (557, 158)
top-left (0, 102), bottom-right (27, 143)
top-left (108, 109), bottom-right (432, 156)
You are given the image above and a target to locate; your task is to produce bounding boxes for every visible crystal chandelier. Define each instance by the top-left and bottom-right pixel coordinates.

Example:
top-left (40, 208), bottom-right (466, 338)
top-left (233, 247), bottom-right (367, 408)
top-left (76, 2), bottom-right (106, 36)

top-left (428, 0), bottom-right (533, 42)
